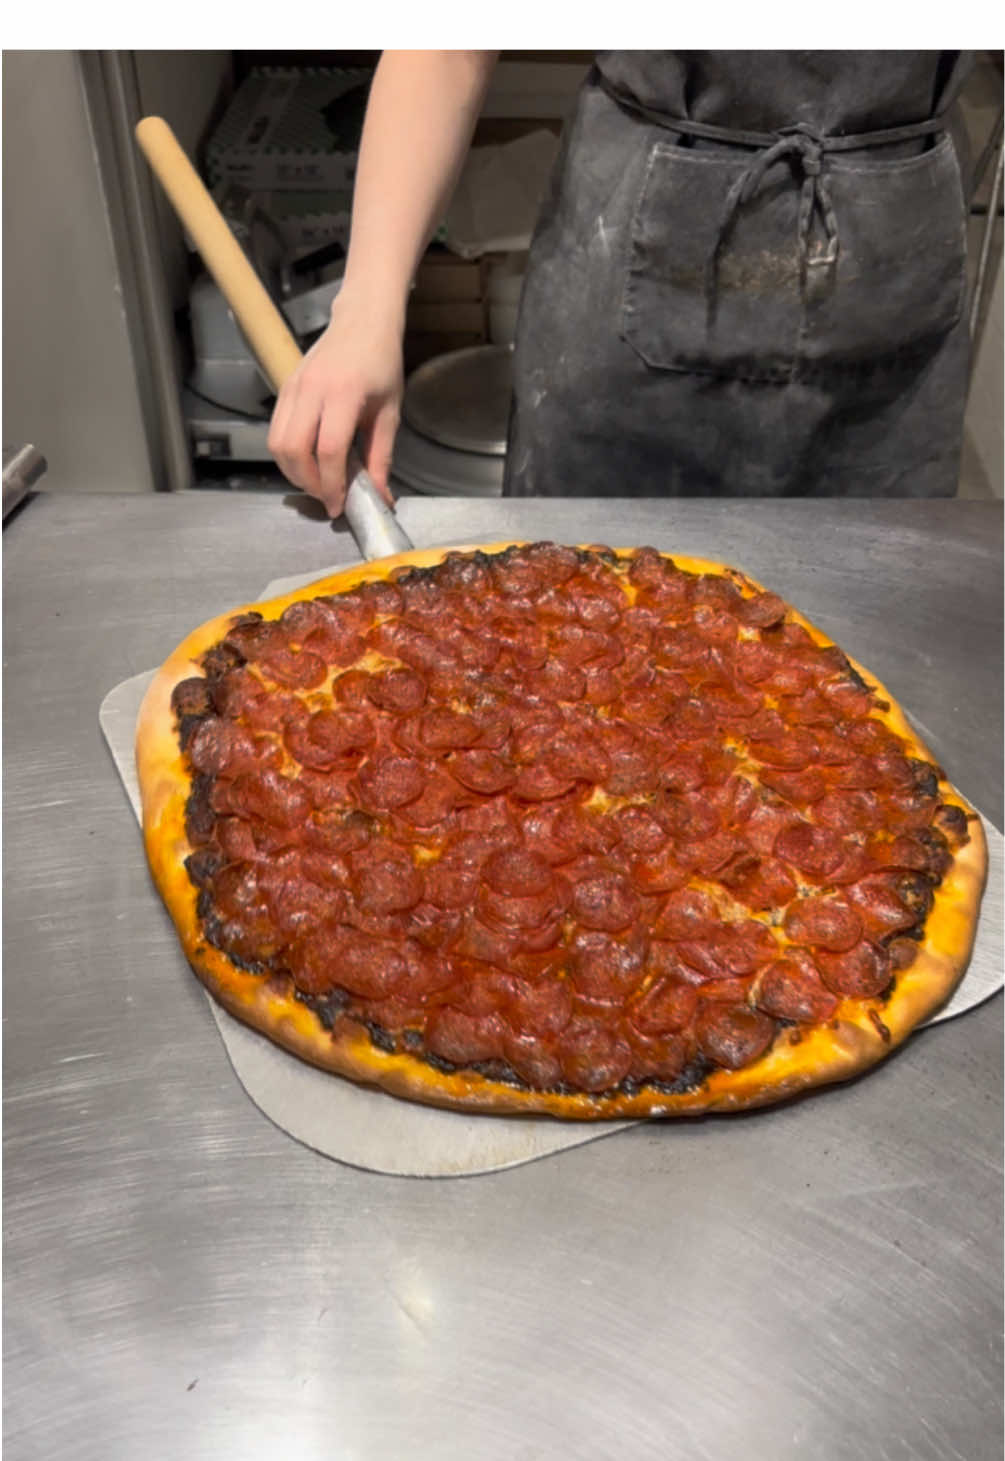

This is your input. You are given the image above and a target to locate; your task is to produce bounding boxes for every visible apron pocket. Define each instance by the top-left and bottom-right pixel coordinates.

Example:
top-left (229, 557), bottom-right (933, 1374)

top-left (620, 133), bottom-right (967, 382)
top-left (621, 141), bottom-right (805, 383)
top-left (799, 134), bottom-right (966, 366)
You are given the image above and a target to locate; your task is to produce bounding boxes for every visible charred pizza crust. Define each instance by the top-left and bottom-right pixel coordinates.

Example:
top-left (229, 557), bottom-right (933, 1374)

top-left (136, 543), bottom-right (987, 1119)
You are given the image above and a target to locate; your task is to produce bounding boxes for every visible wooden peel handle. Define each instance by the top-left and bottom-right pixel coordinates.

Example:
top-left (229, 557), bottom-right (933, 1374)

top-left (135, 116), bottom-right (303, 392)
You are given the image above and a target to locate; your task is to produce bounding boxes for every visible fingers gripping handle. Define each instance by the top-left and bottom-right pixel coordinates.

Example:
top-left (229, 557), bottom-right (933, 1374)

top-left (134, 116), bottom-right (413, 560)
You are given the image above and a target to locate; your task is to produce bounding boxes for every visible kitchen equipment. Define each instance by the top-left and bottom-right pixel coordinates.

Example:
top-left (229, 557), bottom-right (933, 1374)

top-left (390, 344), bottom-right (510, 497)
top-left (135, 116), bottom-right (411, 561)
top-left (2, 444), bottom-right (47, 520)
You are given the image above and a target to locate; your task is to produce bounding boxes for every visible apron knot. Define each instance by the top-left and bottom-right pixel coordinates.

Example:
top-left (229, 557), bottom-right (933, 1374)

top-left (707, 123), bottom-right (840, 324)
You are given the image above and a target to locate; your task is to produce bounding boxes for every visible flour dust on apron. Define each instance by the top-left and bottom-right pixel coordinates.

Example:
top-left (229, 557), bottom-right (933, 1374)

top-left (504, 51), bottom-right (974, 498)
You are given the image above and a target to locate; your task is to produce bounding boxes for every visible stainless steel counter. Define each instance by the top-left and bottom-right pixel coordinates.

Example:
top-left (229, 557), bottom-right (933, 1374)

top-left (4, 493), bottom-right (1002, 1461)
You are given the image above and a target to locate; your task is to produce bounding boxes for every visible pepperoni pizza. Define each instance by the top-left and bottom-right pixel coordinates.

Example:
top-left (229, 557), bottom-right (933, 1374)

top-left (136, 542), bottom-right (987, 1118)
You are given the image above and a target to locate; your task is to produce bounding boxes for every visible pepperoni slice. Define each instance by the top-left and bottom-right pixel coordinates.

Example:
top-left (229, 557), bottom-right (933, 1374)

top-left (691, 604), bottom-right (739, 646)
top-left (695, 1002), bottom-right (776, 1070)
top-left (302, 809), bottom-right (374, 857)
top-left (623, 1028), bottom-right (690, 1082)
top-left (172, 675), bottom-right (213, 724)
top-left (569, 931), bottom-right (647, 1001)
top-left (846, 874), bottom-right (929, 939)
top-left (662, 793), bottom-right (721, 843)
top-left (755, 952), bottom-right (839, 1023)
top-left (188, 719), bottom-right (261, 776)
top-left (479, 878), bottom-right (570, 931)
top-left (719, 855), bottom-right (798, 913)
top-left (778, 689), bottom-right (838, 728)
top-left (814, 790), bottom-right (883, 833)
top-left (582, 664), bottom-right (624, 705)
top-left (815, 940), bottom-right (892, 998)
top-left (629, 844), bottom-right (690, 894)
top-left (418, 707), bottom-right (481, 751)
top-left (616, 682), bottom-right (677, 729)
top-left (523, 541), bottom-right (581, 585)
top-left (738, 591), bottom-right (787, 628)
top-left (719, 919), bottom-right (779, 974)
top-left (351, 850), bottom-right (424, 914)
top-left (629, 978), bottom-right (699, 1035)
top-left (506, 975), bottom-right (574, 1038)
top-left (445, 750), bottom-right (515, 796)
top-left (424, 1006), bottom-right (508, 1065)
top-left (332, 669), bottom-right (371, 707)
top-left (883, 789), bottom-right (940, 834)
top-left (480, 849), bottom-right (551, 897)
top-left (774, 821), bottom-right (846, 879)
top-left (665, 697), bottom-right (718, 743)
top-left (821, 843), bottom-right (874, 887)
top-left (254, 633), bottom-right (328, 691)
top-left (749, 728), bottom-right (820, 771)
top-left (355, 755), bottom-right (426, 811)
top-left (390, 774), bottom-right (460, 831)
top-left (659, 751), bottom-right (706, 794)
top-left (757, 767), bottom-right (829, 805)
top-left (452, 918), bottom-right (518, 970)
top-left (870, 832), bottom-right (951, 879)
top-left (346, 579), bottom-right (402, 619)
top-left (493, 618), bottom-right (549, 669)
top-left (557, 1020), bottom-right (633, 1092)
top-left (549, 622), bottom-right (613, 667)
top-left (818, 679), bottom-right (874, 720)
top-left (673, 939), bottom-right (731, 982)
top-left (284, 709), bottom-right (376, 769)
top-left (544, 732), bottom-right (611, 787)
top-left (845, 718), bottom-right (900, 756)
top-left (368, 621), bottom-right (457, 676)
top-left (652, 625), bottom-right (708, 670)
top-left (269, 875), bottom-right (337, 938)
top-left (677, 831), bottom-right (743, 877)
top-left (575, 587), bottom-right (624, 632)
top-left (511, 764), bottom-right (578, 802)
top-left (215, 815), bottom-right (257, 862)
top-left (698, 681), bottom-right (765, 724)
top-left (469, 702), bottom-right (513, 750)
top-left (783, 896), bottom-right (863, 952)
top-left (627, 548), bottom-right (691, 604)
top-left (519, 805), bottom-right (581, 866)
top-left (762, 661), bottom-right (817, 696)
top-left (571, 874), bottom-right (640, 933)
top-left (502, 1032), bottom-right (563, 1089)
top-left (612, 805), bottom-right (667, 854)
top-left (229, 768), bottom-right (311, 829)
top-left (295, 928), bottom-right (406, 999)
top-left (523, 661), bottom-right (587, 704)
top-left (365, 667), bottom-right (427, 714)
top-left (653, 886), bottom-right (718, 940)
top-left (733, 640), bottom-right (780, 684)
top-left (510, 714), bottom-right (563, 763)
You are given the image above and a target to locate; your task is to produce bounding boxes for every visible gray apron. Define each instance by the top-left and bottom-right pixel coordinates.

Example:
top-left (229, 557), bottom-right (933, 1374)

top-left (504, 51), bottom-right (974, 497)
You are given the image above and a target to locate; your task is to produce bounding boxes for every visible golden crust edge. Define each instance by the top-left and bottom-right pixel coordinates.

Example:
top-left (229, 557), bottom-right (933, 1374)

top-left (135, 541), bottom-right (991, 1121)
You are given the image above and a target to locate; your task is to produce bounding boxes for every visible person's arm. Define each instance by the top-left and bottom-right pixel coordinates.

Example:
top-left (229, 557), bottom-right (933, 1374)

top-left (268, 50), bottom-right (499, 515)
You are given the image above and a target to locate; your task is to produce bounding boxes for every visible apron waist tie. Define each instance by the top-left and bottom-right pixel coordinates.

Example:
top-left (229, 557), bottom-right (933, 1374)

top-left (596, 73), bottom-right (950, 324)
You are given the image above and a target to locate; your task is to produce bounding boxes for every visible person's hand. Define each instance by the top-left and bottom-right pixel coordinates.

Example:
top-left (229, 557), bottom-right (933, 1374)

top-left (268, 292), bottom-right (403, 517)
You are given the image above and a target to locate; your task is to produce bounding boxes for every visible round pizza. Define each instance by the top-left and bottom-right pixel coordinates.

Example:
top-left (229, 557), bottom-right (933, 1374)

top-left (136, 541), bottom-right (987, 1119)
